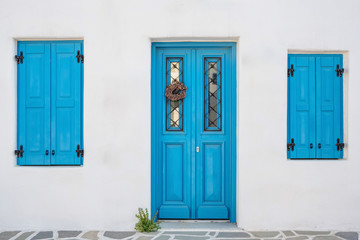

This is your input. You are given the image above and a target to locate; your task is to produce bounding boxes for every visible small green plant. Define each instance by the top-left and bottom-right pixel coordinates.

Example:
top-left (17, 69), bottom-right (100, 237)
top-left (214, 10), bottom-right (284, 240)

top-left (135, 208), bottom-right (161, 232)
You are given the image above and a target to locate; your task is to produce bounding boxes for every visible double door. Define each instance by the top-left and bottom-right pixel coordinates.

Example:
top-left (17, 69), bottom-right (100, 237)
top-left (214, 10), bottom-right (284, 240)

top-left (152, 43), bottom-right (236, 221)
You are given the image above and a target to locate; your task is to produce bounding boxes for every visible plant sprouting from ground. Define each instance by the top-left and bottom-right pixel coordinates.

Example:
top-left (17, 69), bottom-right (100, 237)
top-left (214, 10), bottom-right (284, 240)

top-left (135, 208), bottom-right (161, 232)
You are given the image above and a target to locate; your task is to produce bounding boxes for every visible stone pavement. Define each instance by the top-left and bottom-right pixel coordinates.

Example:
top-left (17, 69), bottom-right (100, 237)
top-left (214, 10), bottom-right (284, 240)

top-left (0, 230), bottom-right (359, 240)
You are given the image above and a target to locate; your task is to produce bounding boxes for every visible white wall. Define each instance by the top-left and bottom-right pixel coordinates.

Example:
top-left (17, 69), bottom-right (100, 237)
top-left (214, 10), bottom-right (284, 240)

top-left (0, 0), bottom-right (360, 231)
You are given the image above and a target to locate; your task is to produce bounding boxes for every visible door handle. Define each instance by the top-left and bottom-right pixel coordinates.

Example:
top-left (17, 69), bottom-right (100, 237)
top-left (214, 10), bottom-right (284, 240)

top-left (318, 143), bottom-right (321, 149)
top-left (196, 146), bottom-right (199, 152)
top-left (52, 150), bottom-right (55, 156)
top-left (310, 143), bottom-right (313, 149)
top-left (45, 150), bottom-right (49, 156)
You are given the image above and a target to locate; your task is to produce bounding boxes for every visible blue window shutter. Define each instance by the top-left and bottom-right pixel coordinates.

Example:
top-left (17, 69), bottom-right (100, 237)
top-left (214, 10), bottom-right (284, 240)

top-left (17, 43), bottom-right (51, 165)
top-left (288, 55), bottom-right (316, 158)
top-left (50, 42), bottom-right (83, 165)
top-left (316, 55), bottom-right (343, 158)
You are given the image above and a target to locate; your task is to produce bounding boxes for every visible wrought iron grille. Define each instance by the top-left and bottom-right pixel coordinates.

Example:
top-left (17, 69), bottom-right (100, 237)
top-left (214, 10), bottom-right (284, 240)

top-left (204, 57), bottom-right (222, 131)
top-left (166, 57), bottom-right (184, 131)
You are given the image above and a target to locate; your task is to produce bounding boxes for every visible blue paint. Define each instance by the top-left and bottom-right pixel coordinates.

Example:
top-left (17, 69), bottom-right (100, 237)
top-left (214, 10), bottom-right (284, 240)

top-left (151, 42), bottom-right (237, 222)
top-left (17, 41), bottom-right (84, 165)
top-left (288, 54), bottom-right (343, 159)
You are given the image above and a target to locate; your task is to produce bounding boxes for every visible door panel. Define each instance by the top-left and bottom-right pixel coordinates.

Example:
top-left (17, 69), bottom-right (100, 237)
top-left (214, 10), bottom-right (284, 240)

top-left (157, 49), bottom-right (192, 219)
top-left (51, 42), bottom-right (82, 165)
top-left (17, 43), bottom-right (51, 165)
top-left (288, 56), bottom-right (316, 158)
top-left (316, 56), bottom-right (343, 158)
top-left (152, 44), bottom-right (235, 221)
top-left (195, 49), bottom-right (230, 219)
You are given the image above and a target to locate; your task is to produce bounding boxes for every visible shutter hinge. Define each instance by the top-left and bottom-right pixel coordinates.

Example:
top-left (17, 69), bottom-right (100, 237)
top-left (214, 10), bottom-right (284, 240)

top-left (15, 145), bottom-right (24, 158)
top-left (15, 51), bottom-right (24, 64)
top-left (335, 64), bottom-right (344, 77)
top-left (287, 138), bottom-right (295, 151)
top-left (336, 138), bottom-right (344, 151)
top-left (76, 50), bottom-right (84, 63)
top-left (288, 64), bottom-right (295, 77)
top-left (76, 144), bottom-right (84, 157)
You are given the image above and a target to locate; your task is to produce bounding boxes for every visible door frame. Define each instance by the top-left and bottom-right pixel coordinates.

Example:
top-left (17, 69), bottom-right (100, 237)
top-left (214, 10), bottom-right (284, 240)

top-left (151, 42), bottom-right (237, 223)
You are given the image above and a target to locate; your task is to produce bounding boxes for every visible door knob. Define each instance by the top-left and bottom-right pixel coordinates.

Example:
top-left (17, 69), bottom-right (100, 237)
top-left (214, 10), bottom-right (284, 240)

top-left (45, 150), bottom-right (49, 156)
top-left (318, 143), bottom-right (321, 149)
top-left (52, 150), bottom-right (55, 155)
top-left (196, 146), bottom-right (199, 152)
top-left (310, 143), bottom-right (313, 149)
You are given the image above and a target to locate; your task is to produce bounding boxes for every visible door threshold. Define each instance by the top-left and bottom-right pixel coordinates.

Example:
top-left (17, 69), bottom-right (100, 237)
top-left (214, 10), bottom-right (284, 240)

top-left (159, 220), bottom-right (239, 231)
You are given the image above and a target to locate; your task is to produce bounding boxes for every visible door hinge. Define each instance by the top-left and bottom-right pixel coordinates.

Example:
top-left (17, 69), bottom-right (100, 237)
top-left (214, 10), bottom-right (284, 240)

top-left (287, 138), bottom-right (295, 151)
top-left (15, 51), bottom-right (24, 64)
top-left (76, 50), bottom-right (84, 63)
top-left (288, 64), bottom-right (295, 77)
top-left (76, 144), bottom-right (84, 157)
top-left (15, 145), bottom-right (24, 158)
top-left (336, 64), bottom-right (344, 77)
top-left (336, 138), bottom-right (344, 151)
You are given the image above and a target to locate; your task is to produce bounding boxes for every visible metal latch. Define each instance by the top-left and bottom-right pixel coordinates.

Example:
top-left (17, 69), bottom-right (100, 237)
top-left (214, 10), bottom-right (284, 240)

top-left (76, 145), bottom-right (84, 157)
top-left (287, 138), bottom-right (295, 151)
top-left (15, 145), bottom-right (24, 158)
top-left (335, 64), bottom-right (344, 77)
top-left (76, 50), bottom-right (84, 63)
top-left (336, 138), bottom-right (344, 151)
top-left (288, 64), bottom-right (295, 77)
top-left (15, 51), bottom-right (24, 64)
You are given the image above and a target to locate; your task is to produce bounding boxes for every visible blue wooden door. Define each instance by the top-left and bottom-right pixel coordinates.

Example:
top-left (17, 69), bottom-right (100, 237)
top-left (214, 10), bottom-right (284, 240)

top-left (152, 43), bottom-right (236, 222)
top-left (17, 42), bottom-right (51, 165)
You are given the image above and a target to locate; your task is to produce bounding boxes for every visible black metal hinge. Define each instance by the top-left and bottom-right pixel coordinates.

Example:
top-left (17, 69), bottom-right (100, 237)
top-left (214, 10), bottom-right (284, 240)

top-left (15, 51), bottom-right (24, 64)
top-left (76, 144), bottom-right (84, 157)
top-left (336, 64), bottom-right (344, 77)
top-left (76, 50), bottom-right (84, 63)
top-left (336, 138), bottom-right (344, 151)
top-left (15, 145), bottom-right (24, 158)
top-left (288, 64), bottom-right (295, 77)
top-left (287, 138), bottom-right (295, 151)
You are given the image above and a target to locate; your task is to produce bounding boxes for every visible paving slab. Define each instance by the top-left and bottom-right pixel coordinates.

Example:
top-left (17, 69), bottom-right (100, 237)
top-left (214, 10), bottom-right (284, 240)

top-left (295, 231), bottom-right (331, 235)
top-left (313, 237), bottom-right (343, 240)
top-left (58, 231), bottom-right (82, 238)
top-left (103, 231), bottom-right (136, 239)
top-left (0, 231), bottom-right (21, 240)
top-left (249, 231), bottom-right (280, 238)
top-left (82, 231), bottom-right (100, 240)
top-left (31, 232), bottom-right (53, 240)
top-left (216, 232), bottom-right (251, 238)
top-left (335, 232), bottom-right (359, 240)
top-left (174, 236), bottom-right (209, 240)
top-left (15, 232), bottom-right (35, 240)
top-left (136, 237), bottom-right (153, 240)
top-left (164, 231), bottom-right (208, 236)
top-left (283, 231), bottom-right (296, 237)
top-left (154, 236), bottom-right (170, 240)
top-left (286, 237), bottom-right (309, 240)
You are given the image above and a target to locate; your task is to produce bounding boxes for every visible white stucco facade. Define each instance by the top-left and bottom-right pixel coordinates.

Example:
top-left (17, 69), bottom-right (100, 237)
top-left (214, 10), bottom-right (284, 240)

top-left (0, 0), bottom-right (360, 231)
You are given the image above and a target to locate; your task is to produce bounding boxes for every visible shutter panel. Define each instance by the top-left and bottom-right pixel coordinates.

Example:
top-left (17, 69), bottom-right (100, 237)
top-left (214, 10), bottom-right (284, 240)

top-left (17, 43), bottom-right (51, 165)
top-left (316, 55), bottom-right (343, 158)
top-left (288, 55), bottom-right (316, 158)
top-left (50, 42), bottom-right (83, 165)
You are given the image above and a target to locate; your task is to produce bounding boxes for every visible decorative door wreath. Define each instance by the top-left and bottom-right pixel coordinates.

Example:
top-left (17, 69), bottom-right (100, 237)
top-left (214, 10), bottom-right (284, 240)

top-left (165, 81), bottom-right (187, 101)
